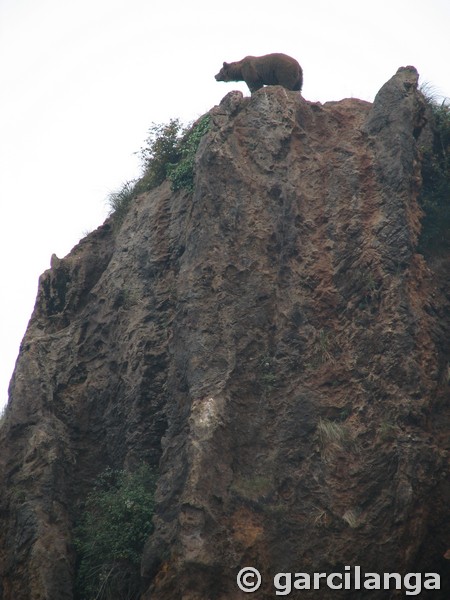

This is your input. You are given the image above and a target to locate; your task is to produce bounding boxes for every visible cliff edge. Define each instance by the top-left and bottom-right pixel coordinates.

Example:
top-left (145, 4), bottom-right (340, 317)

top-left (1, 67), bottom-right (449, 599)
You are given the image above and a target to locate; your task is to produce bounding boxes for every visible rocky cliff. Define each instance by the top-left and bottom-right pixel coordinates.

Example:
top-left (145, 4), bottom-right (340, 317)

top-left (1, 67), bottom-right (449, 599)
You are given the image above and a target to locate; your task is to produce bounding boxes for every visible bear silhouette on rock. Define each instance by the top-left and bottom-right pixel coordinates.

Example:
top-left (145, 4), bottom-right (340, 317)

top-left (215, 52), bottom-right (303, 93)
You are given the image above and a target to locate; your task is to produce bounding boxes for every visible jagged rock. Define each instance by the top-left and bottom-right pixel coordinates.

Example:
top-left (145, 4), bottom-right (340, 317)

top-left (1, 68), bottom-right (449, 599)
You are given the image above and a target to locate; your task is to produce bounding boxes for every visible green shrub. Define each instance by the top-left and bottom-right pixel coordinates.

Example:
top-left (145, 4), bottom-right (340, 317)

top-left (107, 180), bottom-right (138, 225)
top-left (317, 418), bottom-right (356, 463)
top-left (168, 114), bottom-right (210, 192)
top-left (257, 355), bottom-right (278, 390)
top-left (137, 114), bottom-right (210, 194)
top-left (231, 474), bottom-right (273, 501)
top-left (317, 418), bottom-right (350, 448)
top-left (419, 99), bottom-right (450, 253)
top-left (74, 465), bottom-right (156, 600)
top-left (138, 119), bottom-right (184, 191)
top-left (377, 420), bottom-right (399, 442)
top-left (107, 115), bottom-right (210, 227)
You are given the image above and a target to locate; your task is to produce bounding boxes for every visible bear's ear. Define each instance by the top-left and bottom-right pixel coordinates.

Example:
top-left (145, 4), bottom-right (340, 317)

top-left (223, 62), bottom-right (229, 68)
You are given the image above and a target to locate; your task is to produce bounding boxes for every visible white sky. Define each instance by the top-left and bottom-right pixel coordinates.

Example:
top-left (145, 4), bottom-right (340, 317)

top-left (1, 0), bottom-right (449, 411)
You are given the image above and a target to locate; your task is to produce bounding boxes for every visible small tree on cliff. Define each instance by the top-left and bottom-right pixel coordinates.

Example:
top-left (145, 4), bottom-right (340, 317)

top-left (137, 114), bottom-right (210, 193)
top-left (107, 115), bottom-right (210, 225)
top-left (74, 465), bottom-right (156, 600)
top-left (419, 97), bottom-right (450, 252)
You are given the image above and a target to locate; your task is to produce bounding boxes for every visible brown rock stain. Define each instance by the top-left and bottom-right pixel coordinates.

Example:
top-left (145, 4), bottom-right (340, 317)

top-left (231, 507), bottom-right (264, 548)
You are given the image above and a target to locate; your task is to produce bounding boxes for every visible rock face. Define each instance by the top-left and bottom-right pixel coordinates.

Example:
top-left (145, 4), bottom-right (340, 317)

top-left (1, 67), bottom-right (449, 599)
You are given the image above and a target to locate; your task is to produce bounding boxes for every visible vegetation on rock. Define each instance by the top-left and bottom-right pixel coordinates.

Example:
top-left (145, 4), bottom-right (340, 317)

top-left (419, 98), bottom-right (450, 253)
top-left (107, 180), bottom-right (137, 226)
top-left (167, 114), bottom-right (210, 192)
top-left (74, 465), bottom-right (156, 600)
top-left (137, 118), bottom-right (185, 191)
top-left (107, 114), bottom-right (210, 224)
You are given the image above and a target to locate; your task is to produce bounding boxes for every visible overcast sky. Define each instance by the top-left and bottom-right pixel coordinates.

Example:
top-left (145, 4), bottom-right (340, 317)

top-left (1, 0), bottom-right (449, 411)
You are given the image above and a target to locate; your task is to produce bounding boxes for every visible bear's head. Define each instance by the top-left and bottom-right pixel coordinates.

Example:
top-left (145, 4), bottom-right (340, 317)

top-left (215, 62), bottom-right (234, 83)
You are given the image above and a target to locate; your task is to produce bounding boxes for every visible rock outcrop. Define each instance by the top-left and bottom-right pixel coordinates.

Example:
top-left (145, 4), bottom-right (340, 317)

top-left (1, 67), bottom-right (449, 599)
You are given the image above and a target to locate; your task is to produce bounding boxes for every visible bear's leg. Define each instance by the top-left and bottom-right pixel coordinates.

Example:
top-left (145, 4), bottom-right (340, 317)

top-left (241, 63), bottom-right (263, 93)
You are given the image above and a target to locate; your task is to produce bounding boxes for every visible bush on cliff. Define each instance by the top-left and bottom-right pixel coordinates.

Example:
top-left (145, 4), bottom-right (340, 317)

top-left (137, 118), bottom-right (185, 191)
top-left (419, 99), bottom-right (450, 253)
top-left (107, 180), bottom-right (137, 225)
top-left (107, 115), bottom-right (210, 224)
top-left (167, 114), bottom-right (210, 192)
top-left (74, 465), bottom-right (156, 600)
top-left (137, 113), bottom-right (210, 194)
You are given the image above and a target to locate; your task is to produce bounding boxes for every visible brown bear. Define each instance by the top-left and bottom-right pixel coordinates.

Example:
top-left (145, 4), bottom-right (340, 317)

top-left (215, 53), bottom-right (303, 94)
